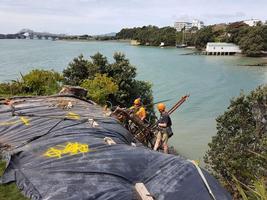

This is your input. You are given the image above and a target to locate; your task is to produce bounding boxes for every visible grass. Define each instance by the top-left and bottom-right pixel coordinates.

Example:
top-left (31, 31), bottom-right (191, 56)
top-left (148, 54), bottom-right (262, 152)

top-left (0, 160), bottom-right (28, 200)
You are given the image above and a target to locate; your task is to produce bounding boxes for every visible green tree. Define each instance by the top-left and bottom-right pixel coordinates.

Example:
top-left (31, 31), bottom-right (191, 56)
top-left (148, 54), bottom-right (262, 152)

top-left (81, 73), bottom-right (118, 105)
top-left (63, 54), bottom-right (92, 85)
top-left (263, 26), bottom-right (267, 50)
top-left (90, 52), bottom-right (108, 74)
top-left (104, 52), bottom-right (137, 107)
top-left (176, 31), bottom-right (183, 44)
top-left (204, 86), bottom-right (267, 195)
top-left (238, 26), bottom-right (265, 57)
top-left (176, 30), bottom-right (196, 46)
top-left (23, 69), bottom-right (63, 95)
top-left (116, 26), bottom-right (176, 46)
top-left (194, 26), bottom-right (214, 50)
top-left (62, 52), bottom-right (154, 114)
top-left (130, 80), bottom-right (155, 121)
top-left (105, 52), bottom-right (136, 81)
top-left (105, 52), bottom-right (154, 117)
top-left (160, 26), bottom-right (176, 46)
top-left (225, 22), bottom-right (248, 44)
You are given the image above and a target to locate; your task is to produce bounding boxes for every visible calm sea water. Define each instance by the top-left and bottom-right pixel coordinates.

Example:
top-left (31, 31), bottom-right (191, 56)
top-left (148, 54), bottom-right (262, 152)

top-left (1, 39), bottom-right (267, 161)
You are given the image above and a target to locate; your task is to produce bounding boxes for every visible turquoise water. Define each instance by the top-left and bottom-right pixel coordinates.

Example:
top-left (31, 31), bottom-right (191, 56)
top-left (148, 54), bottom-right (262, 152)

top-left (1, 39), bottom-right (267, 160)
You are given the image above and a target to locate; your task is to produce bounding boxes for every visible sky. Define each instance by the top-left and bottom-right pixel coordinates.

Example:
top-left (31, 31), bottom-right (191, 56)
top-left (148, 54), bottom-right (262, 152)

top-left (0, 0), bottom-right (266, 35)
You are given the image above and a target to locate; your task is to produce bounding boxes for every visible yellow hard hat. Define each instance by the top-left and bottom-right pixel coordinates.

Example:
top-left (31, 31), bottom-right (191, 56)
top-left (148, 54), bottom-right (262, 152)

top-left (134, 98), bottom-right (141, 105)
top-left (157, 103), bottom-right (166, 111)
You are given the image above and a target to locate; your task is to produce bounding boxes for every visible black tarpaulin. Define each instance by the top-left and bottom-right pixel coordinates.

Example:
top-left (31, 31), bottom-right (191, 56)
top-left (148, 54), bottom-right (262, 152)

top-left (0, 95), bottom-right (231, 200)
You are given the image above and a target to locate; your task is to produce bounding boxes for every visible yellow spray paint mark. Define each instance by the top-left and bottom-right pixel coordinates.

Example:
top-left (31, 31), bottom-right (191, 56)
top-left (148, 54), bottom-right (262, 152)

top-left (66, 112), bottom-right (80, 120)
top-left (44, 142), bottom-right (90, 159)
top-left (0, 117), bottom-right (30, 126)
top-left (0, 120), bottom-right (19, 126)
top-left (20, 117), bottom-right (30, 126)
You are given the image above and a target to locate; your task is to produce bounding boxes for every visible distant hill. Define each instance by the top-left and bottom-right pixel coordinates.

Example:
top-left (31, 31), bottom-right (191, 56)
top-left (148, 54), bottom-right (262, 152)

top-left (1, 29), bottom-right (117, 38)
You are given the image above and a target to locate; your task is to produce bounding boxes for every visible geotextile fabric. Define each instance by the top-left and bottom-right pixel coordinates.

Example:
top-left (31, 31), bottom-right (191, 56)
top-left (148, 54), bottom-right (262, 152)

top-left (0, 95), bottom-right (231, 200)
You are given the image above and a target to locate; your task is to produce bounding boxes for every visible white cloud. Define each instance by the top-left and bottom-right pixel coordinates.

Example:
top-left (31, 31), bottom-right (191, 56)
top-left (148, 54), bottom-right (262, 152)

top-left (0, 0), bottom-right (266, 34)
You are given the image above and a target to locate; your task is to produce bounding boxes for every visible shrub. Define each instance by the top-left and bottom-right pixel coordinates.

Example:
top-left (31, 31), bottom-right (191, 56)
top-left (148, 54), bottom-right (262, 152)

top-left (0, 70), bottom-right (63, 96)
top-left (23, 69), bottom-right (63, 95)
top-left (239, 26), bottom-right (265, 57)
top-left (81, 73), bottom-right (118, 105)
top-left (62, 52), bottom-right (154, 115)
top-left (0, 81), bottom-right (25, 96)
top-left (194, 26), bottom-right (214, 50)
top-left (63, 54), bottom-right (92, 85)
top-left (204, 86), bottom-right (267, 195)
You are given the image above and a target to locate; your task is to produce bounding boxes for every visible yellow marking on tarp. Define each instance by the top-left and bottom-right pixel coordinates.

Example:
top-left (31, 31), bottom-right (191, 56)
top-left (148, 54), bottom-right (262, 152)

top-left (66, 112), bottom-right (80, 120)
top-left (0, 120), bottom-right (20, 126)
top-left (192, 160), bottom-right (200, 166)
top-left (20, 117), bottom-right (30, 126)
top-left (0, 117), bottom-right (30, 126)
top-left (44, 142), bottom-right (90, 159)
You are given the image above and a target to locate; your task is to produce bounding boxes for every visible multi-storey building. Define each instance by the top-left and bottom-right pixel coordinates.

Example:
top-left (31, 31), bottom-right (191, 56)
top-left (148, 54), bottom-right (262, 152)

top-left (174, 20), bottom-right (204, 32)
top-left (243, 19), bottom-right (261, 26)
top-left (192, 20), bottom-right (204, 29)
top-left (174, 22), bottom-right (192, 32)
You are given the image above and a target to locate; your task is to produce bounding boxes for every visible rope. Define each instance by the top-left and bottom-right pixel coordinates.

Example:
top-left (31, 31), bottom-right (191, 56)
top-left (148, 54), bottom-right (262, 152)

top-left (188, 160), bottom-right (217, 200)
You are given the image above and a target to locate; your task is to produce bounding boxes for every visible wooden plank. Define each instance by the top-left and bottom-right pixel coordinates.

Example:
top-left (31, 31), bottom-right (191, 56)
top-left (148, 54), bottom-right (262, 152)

top-left (135, 183), bottom-right (154, 200)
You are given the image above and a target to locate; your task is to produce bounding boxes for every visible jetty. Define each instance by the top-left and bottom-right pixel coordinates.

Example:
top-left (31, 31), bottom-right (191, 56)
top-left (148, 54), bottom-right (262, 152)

top-left (204, 42), bottom-right (242, 56)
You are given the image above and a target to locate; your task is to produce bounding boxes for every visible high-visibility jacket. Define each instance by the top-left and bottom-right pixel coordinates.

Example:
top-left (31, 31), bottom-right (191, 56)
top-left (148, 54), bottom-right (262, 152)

top-left (130, 106), bottom-right (146, 120)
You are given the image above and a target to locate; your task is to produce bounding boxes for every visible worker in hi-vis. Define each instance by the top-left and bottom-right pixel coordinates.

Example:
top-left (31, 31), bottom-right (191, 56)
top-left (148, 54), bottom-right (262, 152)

top-left (153, 103), bottom-right (173, 154)
top-left (129, 98), bottom-right (146, 121)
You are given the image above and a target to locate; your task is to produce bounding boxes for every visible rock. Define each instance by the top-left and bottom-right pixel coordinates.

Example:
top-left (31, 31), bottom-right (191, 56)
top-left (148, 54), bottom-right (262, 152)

top-left (59, 85), bottom-right (88, 98)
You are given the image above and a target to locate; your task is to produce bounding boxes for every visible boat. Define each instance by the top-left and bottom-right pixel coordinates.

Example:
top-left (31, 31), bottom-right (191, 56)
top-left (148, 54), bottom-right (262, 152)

top-left (176, 44), bottom-right (188, 48)
top-left (176, 27), bottom-right (188, 48)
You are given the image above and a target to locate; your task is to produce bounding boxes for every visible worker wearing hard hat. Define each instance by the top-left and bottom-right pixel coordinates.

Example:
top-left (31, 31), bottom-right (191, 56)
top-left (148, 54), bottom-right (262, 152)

top-left (153, 103), bottom-right (173, 154)
top-left (129, 98), bottom-right (146, 121)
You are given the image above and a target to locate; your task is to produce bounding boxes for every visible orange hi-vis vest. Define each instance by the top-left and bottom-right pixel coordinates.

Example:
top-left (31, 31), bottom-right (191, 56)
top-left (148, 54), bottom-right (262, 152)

top-left (130, 106), bottom-right (146, 120)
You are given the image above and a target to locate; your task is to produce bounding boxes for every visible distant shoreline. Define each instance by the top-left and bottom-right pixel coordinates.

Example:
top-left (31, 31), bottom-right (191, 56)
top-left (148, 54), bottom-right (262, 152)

top-left (58, 38), bottom-right (131, 43)
top-left (1, 38), bottom-right (267, 60)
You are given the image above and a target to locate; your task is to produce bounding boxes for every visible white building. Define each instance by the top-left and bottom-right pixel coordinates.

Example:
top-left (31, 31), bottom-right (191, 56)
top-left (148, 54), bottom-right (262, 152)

top-left (243, 19), bottom-right (261, 26)
top-left (174, 20), bottom-right (204, 32)
top-left (192, 20), bottom-right (204, 29)
top-left (206, 43), bottom-right (241, 55)
top-left (174, 22), bottom-right (192, 32)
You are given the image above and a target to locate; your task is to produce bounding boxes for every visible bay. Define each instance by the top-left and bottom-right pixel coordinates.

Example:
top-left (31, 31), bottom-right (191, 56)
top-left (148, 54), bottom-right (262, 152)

top-left (1, 39), bottom-right (267, 161)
